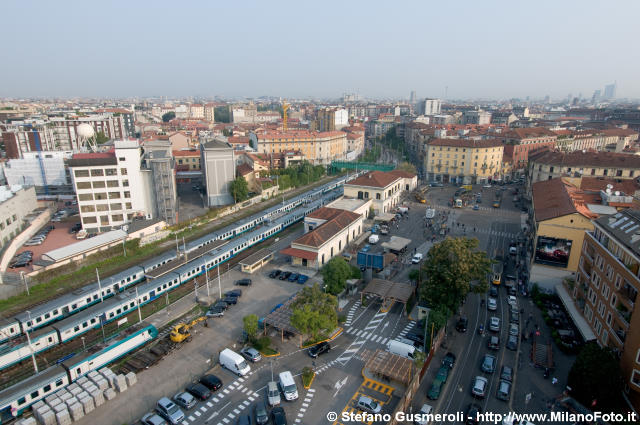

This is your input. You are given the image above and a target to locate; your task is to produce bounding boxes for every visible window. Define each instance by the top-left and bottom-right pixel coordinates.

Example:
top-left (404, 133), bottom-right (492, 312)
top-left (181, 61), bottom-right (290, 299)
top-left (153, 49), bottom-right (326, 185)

top-left (119, 157), bottom-right (125, 161)
top-left (108, 192), bottom-right (121, 199)
top-left (76, 182), bottom-right (91, 189)
top-left (591, 168), bottom-right (596, 175)
top-left (125, 202), bottom-right (132, 209)
top-left (30, 390), bottom-right (39, 399)
top-left (100, 215), bottom-right (109, 225)
top-left (601, 330), bottom-right (608, 346)
top-left (78, 193), bottom-right (93, 201)
top-left (611, 293), bottom-right (618, 308)
top-left (81, 205), bottom-right (95, 213)
top-left (96, 204), bottom-right (109, 212)
top-left (83, 216), bottom-right (97, 224)
top-left (105, 168), bottom-right (117, 176)
top-left (112, 214), bottom-right (124, 222)
top-left (110, 203), bottom-right (122, 211)
top-left (606, 265), bottom-right (614, 280)
top-left (631, 370), bottom-right (640, 388)
top-left (74, 169), bottom-right (89, 178)
top-left (616, 170), bottom-right (623, 177)
top-left (123, 180), bottom-right (129, 187)
top-left (606, 312), bottom-right (613, 326)
top-left (124, 191), bottom-right (131, 198)
top-left (94, 192), bottom-right (107, 200)
top-left (90, 169), bottom-right (104, 177)
top-left (602, 285), bottom-right (610, 300)
top-left (615, 274), bottom-right (622, 289)
top-left (594, 319), bottom-right (602, 335)
top-left (121, 168), bottom-right (127, 175)
top-left (107, 180), bottom-right (119, 188)
top-left (92, 181), bottom-right (105, 188)
top-left (376, 193), bottom-right (381, 200)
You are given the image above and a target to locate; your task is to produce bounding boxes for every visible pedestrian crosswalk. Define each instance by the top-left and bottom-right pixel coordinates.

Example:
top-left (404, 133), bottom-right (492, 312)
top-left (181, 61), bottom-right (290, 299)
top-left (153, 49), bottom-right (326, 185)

top-left (337, 310), bottom-right (388, 365)
top-left (344, 301), bottom-right (360, 326)
top-left (344, 327), bottom-right (390, 345)
top-left (397, 321), bottom-right (416, 339)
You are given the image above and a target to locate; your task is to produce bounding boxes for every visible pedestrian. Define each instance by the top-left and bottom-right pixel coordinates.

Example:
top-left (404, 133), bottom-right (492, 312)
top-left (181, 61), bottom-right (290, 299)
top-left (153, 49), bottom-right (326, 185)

top-left (552, 377), bottom-right (558, 385)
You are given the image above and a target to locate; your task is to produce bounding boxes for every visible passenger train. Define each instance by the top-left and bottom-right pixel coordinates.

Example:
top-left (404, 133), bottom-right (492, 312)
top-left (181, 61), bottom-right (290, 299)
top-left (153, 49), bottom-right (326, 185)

top-left (0, 174), bottom-right (357, 371)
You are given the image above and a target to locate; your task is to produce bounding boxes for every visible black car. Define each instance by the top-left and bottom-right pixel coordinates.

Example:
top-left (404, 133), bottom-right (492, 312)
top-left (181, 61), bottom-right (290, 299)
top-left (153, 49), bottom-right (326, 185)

top-left (214, 301), bottom-right (228, 310)
top-left (279, 271), bottom-right (292, 280)
top-left (270, 407), bottom-right (287, 425)
top-left (223, 296), bottom-right (238, 305)
top-left (269, 269), bottom-right (282, 278)
top-left (508, 286), bottom-right (517, 296)
top-left (254, 402), bottom-right (269, 425)
top-left (287, 273), bottom-right (299, 282)
top-left (442, 352), bottom-right (456, 369)
top-left (489, 286), bottom-right (498, 297)
top-left (199, 374), bottom-right (222, 391)
top-left (185, 383), bottom-right (211, 400)
top-left (237, 415), bottom-right (251, 425)
top-left (307, 342), bottom-right (330, 358)
top-left (405, 331), bottom-right (424, 345)
top-left (456, 317), bottom-right (468, 332)
top-left (225, 289), bottom-right (242, 297)
top-left (235, 279), bottom-right (252, 286)
top-left (9, 259), bottom-right (30, 268)
top-left (465, 403), bottom-right (481, 425)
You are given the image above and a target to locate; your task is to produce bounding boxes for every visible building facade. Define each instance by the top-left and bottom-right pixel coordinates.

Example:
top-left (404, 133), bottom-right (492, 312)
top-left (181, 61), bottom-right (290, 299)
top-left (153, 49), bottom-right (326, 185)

top-left (252, 130), bottom-right (348, 165)
top-left (2, 151), bottom-right (73, 195)
top-left (572, 210), bottom-right (640, 410)
top-left (343, 171), bottom-right (407, 214)
top-left (422, 99), bottom-right (442, 116)
top-left (200, 140), bottom-right (235, 206)
top-left (501, 128), bottom-right (557, 172)
top-left (0, 185), bottom-right (37, 247)
top-left (425, 138), bottom-right (504, 184)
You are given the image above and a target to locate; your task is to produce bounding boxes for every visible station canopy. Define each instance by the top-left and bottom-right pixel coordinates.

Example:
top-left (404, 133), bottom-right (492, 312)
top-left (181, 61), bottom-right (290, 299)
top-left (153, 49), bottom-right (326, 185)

top-left (362, 279), bottom-right (414, 304)
top-left (381, 236), bottom-right (411, 252)
top-left (365, 349), bottom-right (413, 384)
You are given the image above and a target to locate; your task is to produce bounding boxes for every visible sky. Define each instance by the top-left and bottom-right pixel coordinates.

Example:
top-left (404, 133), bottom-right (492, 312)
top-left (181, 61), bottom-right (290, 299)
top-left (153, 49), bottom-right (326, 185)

top-left (1, 0), bottom-right (639, 100)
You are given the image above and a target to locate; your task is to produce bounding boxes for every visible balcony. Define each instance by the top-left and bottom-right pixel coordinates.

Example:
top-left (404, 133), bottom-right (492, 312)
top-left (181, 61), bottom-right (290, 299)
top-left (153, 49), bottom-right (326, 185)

top-left (620, 282), bottom-right (638, 308)
top-left (616, 304), bottom-right (632, 326)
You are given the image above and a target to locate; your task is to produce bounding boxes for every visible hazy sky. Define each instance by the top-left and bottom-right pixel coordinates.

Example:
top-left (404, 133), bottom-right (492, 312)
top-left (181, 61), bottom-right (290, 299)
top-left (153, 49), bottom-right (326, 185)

top-left (2, 0), bottom-right (639, 100)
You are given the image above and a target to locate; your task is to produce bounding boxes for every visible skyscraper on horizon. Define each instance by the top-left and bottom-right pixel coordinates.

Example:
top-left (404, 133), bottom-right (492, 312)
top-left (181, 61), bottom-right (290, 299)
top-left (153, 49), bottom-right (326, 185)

top-left (604, 82), bottom-right (617, 99)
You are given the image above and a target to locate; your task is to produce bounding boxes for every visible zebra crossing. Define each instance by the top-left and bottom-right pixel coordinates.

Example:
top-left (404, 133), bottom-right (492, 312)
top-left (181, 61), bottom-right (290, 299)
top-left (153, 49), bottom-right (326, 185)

top-left (396, 321), bottom-right (416, 340)
top-left (472, 227), bottom-right (518, 239)
top-left (314, 359), bottom-right (337, 375)
top-left (337, 310), bottom-right (389, 365)
top-left (344, 301), bottom-right (361, 326)
top-left (294, 388), bottom-right (316, 424)
top-left (343, 327), bottom-right (390, 345)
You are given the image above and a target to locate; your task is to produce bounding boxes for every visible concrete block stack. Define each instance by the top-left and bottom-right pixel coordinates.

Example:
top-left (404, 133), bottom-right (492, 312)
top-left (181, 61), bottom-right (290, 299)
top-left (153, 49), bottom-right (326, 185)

top-left (124, 371), bottom-right (137, 387)
top-left (66, 401), bottom-right (84, 422)
top-left (34, 404), bottom-right (56, 425)
top-left (88, 372), bottom-right (109, 391)
top-left (103, 388), bottom-right (117, 401)
top-left (17, 417), bottom-right (37, 425)
top-left (113, 374), bottom-right (127, 393)
top-left (78, 393), bottom-right (95, 415)
top-left (54, 409), bottom-right (71, 425)
top-left (98, 368), bottom-right (116, 387)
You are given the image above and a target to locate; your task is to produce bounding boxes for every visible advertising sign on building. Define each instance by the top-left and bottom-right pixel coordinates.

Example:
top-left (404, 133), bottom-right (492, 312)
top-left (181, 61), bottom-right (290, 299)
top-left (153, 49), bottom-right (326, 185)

top-left (534, 236), bottom-right (572, 268)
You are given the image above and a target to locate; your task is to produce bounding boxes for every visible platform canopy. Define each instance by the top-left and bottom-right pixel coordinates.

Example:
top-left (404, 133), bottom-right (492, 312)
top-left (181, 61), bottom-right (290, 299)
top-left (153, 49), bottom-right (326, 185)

top-left (381, 236), bottom-right (411, 253)
top-left (365, 349), bottom-right (413, 384)
top-left (362, 279), bottom-right (414, 304)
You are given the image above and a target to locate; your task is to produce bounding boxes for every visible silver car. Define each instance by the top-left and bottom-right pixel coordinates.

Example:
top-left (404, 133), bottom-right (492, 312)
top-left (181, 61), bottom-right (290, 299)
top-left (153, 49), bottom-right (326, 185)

top-left (241, 347), bottom-right (262, 363)
top-left (173, 391), bottom-right (196, 410)
top-left (489, 317), bottom-right (500, 332)
top-left (267, 381), bottom-right (281, 406)
top-left (156, 397), bottom-right (184, 425)
top-left (357, 396), bottom-right (381, 414)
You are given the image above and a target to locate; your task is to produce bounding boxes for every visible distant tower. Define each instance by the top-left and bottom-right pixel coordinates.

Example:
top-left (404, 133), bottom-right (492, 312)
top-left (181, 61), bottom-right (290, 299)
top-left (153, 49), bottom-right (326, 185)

top-left (77, 123), bottom-right (97, 152)
top-left (410, 91), bottom-right (416, 104)
top-left (604, 82), bottom-right (617, 99)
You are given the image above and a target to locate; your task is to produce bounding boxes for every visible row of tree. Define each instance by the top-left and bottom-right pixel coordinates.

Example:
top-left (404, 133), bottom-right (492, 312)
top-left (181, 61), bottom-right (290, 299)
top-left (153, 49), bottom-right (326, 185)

top-left (271, 161), bottom-right (326, 190)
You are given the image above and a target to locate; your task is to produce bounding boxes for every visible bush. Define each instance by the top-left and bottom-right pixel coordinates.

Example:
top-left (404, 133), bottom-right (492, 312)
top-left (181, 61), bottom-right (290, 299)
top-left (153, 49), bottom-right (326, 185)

top-left (254, 336), bottom-right (272, 351)
top-left (302, 366), bottom-right (315, 388)
top-left (350, 265), bottom-right (362, 279)
top-left (338, 314), bottom-right (346, 324)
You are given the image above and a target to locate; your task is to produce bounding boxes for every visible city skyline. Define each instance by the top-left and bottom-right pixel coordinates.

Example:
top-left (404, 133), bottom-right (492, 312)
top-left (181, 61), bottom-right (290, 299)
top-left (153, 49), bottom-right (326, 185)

top-left (0, 0), bottom-right (638, 99)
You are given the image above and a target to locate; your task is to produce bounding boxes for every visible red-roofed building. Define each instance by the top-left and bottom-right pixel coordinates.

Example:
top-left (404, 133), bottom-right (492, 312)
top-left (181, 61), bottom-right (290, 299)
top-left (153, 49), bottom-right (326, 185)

top-left (425, 138), bottom-right (505, 184)
top-left (254, 130), bottom-right (348, 165)
top-left (281, 207), bottom-right (364, 268)
top-left (500, 127), bottom-right (557, 172)
top-left (344, 171), bottom-right (413, 214)
top-left (172, 149), bottom-right (200, 171)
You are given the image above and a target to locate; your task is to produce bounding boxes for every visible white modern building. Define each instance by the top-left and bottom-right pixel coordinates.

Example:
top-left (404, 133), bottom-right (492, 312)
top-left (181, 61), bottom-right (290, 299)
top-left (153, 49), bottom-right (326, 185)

top-left (423, 99), bottom-right (442, 116)
top-left (2, 151), bottom-right (73, 194)
top-left (68, 140), bottom-right (156, 232)
top-left (200, 140), bottom-right (236, 206)
top-left (0, 185), bottom-right (37, 247)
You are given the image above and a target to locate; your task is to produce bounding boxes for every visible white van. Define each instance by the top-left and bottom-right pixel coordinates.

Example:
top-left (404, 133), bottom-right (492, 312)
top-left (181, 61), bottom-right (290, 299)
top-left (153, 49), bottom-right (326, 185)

top-left (278, 371), bottom-right (298, 401)
top-left (368, 234), bottom-right (380, 244)
top-left (388, 339), bottom-right (415, 359)
top-left (219, 348), bottom-right (251, 376)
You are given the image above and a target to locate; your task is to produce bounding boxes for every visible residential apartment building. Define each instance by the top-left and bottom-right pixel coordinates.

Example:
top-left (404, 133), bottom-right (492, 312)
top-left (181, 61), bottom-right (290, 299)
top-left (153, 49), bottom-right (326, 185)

top-left (173, 149), bottom-right (201, 171)
top-left (572, 209), bottom-right (640, 410)
top-left (491, 112), bottom-right (518, 126)
top-left (425, 138), bottom-right (504, 184)
top-left (422, 99), bottom-right (442, 116)
top-left (501, 127), bottom-right (557, 173)
top-left (527, 150), bottom-right (640, 184)
top-left (462, 110), bottom-right (492, 125)
top-left (189, 104), bottom-right (205, 119)
top-left (0, 185), bottom-right (37, 247)
top-left (200, 140), bottom-right (235, 206)
top-left (281, 207), bottom-right (364, 269)
top-left (204, 103), bottom-right (216, 122)
top-left (554, 129), bottom-right (638, 153)
top-left (68, 140), bottom-right (157, 232)
top-left (1, 151), bottom-right (73, 195)
top-left (315, 108), bottom-right (349, 131)
top-left (344, 171), bottom-right (412, 214)
top-left (252, 130), bottom-right (347, 165)
top-left (232, 104), bottom-right (257, 124)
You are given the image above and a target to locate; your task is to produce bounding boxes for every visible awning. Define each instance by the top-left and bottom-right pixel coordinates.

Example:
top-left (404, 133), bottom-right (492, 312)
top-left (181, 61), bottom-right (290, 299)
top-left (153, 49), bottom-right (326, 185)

top-left (374, 213), bottom-right (396, 222)
top-left (555, 284), bottom-right (597, 342)
top-left (280, 247), bottom-right (318, 261)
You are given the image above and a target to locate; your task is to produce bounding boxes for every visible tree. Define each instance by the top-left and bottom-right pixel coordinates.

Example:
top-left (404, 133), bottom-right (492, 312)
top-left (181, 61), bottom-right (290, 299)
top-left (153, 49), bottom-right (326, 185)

top-left (291, 284), bottom-right (338, 340)
top-left (214, 106), bottom-right (230, 123)
top-left (408, 269), bottom-right (422, 284)
top-left (350, 265), bottom-right (362, 279)
top-left (222, 128), bottom-right (232, 137)
top-left (230, 176), bottom-right (249, 203)
top-left (321, 257), bottom-right (352, 295)
top-left (418, 237), bottom-right (491, 312)
top-left (397, 162), bottom-right (417, 174)
top-left (243, 314), bottom-right (259, 342)
top-left (568, 343), bottom-right (623, 411)
top-left (95, 131), bottom-right (109, 145)
top-left (162, 111), bottom-right (175, 122)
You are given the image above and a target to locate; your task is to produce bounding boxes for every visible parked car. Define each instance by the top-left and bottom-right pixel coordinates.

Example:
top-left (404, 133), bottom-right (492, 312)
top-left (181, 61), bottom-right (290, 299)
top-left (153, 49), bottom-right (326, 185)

top-left (429, 182), bottom-right (444, 187)
top-left (489, 286), bottom-right (498, 297)
top-left (361, 244), bottom-right (371, 253)
top-left (279, 271), bottom-right (292, 280)
top-left (141, 413), bottom-right (168, 425)
top-left (489, 317), bottom-right (500, 332)
top-left (481, 354), bottom-right (497, 373)
top-left (254, 402), bottom-right (269, 425)
top-left (487, 298), bottom-right (497, 311)
top-left (471, 376), bottom-right (488, 398)
top-left (206, 306), bottom-right (225, 318)
top-left (414, 403), bottom-right (433, 425)
top-left (405, 331), bottom-right (424, 345)
top-left (223, 296), bottom-right (238, 305)
top-left (442, 352), bottom-right (456, 369)
top-left (357, 396), bottom-right (382, 413)
top-left (156, 397), bottom-right (184, 425)
top-left (435, 366), bottom-right (449, 383)
top-left (510, 310), bottom-right (520, 324)
top-left (235, 278), bottom-right (252, 286)
top-left (9, 259), bottom-right (31, 268)
top-left (225, 289), bottom-right (242, 297)
top-left (308, 341), bottom-right (330, 358)
top-left (240, 347), bottom-right (262, 363)
top-left (185, 383), bottom-right (211, 400)
top-left (506, 334), bottom-right (518, 351)
top-left (237, 415), bottom-right (251, 425)
top-left (199, 374), bottom-right (222, 391)
top-left (214, 300), bottom-right (228, 310)
top-left (427, 379), bottom-right (444, 400)
top-left (269, 269), bottom-right (282, 278)
top-left (509, 323), bottom-right (519, 336)
top-left (412, 253), bottom-right (423, 263)
top-left (270, 407), bottom-right (287, 425)
top-left (473, 204), bottom-right (480, 210)
top-left (297, 274), bottom-right (309, 284)
top-left (456, 317), bottom-right (468, 332)
top-left (466, 404), bottom-right (481, 425)
top-left (287, 273), bottom-right (299, 282)
top-left (173, 392), bottom-right (196, 410)
top-left (267, 381), bottom-right (281, 406)
top-left (500, 365), bottom-right (513, 382)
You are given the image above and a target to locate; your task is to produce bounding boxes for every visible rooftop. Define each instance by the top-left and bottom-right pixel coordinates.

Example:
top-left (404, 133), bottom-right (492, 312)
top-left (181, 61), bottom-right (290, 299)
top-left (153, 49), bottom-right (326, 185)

top-left (528, 149), bottom-right (640, 169)
top-left (293, 210), bottom-right (361, 248)
top-left (595, 210), bottom-right (640, 257)
top-left (532, 178), bottom-right (606, 222)
top-left (42, 229), bottom-right (128, 262)
top-left (345, 171), bottom-right (401, 189)
top-left (426, 138), bottom-right (503, 149)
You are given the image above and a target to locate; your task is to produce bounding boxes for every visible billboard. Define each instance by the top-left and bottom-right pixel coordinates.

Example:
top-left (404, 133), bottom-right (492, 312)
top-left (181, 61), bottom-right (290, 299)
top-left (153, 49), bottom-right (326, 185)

top-left (534, 236), bottom-right (572, 268)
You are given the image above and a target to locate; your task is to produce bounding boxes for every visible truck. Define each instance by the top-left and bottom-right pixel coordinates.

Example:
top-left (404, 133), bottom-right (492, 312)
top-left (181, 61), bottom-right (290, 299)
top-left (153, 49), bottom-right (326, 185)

top-left (368, 234), bottom-right (380, 244)
top-left (388, 339), bottom-right (416, 359)
top-left (398, 206), bottom-right (409, 214)
top-left (169, 317), bottom-right (206, 343)
top-left (425, 208), bottom-right (436, 219)
top-left (219, 348), bottom-right (251, 376)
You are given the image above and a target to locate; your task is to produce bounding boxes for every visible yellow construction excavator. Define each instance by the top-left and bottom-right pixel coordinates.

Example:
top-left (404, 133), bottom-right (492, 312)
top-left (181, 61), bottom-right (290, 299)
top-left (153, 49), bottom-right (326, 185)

top-left (169, 317), bottom-right (206, 343)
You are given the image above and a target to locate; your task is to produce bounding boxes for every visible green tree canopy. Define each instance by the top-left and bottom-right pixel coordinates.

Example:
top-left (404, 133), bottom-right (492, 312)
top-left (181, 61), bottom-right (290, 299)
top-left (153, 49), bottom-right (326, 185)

top-left (419, 237), bottom-right (491, 312)
top-left (322, 257), bottom-right (352, 295)
top-left (95, 131), bottom-right (109, 145)
top-left (162, 111), bottom-right (175, 122)
top-left (397, 162), bottom-right (417, 174)
top-left (567, 342), bottom-right (623, 411)
top-left (230, 176), bottom-right (249, 203)
top-left (243, 314), bottom-right (259, 342)
top-left (291, 284), bottom-right (338, 340)
top-left (214, 106), bottom-right (230, 123)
